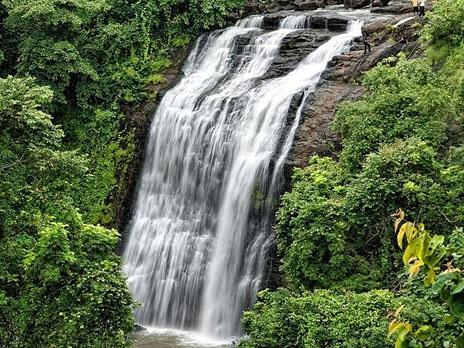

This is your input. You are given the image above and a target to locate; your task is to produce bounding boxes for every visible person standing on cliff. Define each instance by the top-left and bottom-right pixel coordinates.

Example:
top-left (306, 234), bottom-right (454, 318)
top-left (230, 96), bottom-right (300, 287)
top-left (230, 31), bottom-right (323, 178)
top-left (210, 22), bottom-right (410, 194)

top-left (362, 28), bottom-right (371, 55)
top-left (419, 0), bottom-right (426, 17)
top-left (411, 0), bottom-right (419, 16)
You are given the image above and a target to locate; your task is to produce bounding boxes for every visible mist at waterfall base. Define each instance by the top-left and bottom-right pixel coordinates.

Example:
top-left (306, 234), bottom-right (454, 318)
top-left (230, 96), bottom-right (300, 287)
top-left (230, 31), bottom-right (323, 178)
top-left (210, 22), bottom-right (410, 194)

top-left (124, 13), bottom-right (362, 346)
top-left (132, 327), bottom-right (232, 348)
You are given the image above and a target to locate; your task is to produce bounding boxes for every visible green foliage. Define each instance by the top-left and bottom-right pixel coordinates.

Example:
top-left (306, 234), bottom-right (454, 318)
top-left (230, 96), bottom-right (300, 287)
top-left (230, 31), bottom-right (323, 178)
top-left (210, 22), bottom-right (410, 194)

top-left (334, 56), bottom-right (453, 171)
top-left (3, 0), bottom-right (243, 107)
top-left (4, 0), bottom-right (104, 104)
top-left (277, 136), bottom-right (464, 291)
top-left (239, 289), bottom-right (452, 348)
top-left (1, 215), bottom-right (134, 347)
top-left (276, 157), bottom-right (352, 289)
top-left (422, 0), bottom-right (464, 118)
top-left (0, 2), bottom-right (18, 76)
top-left (276, 45), bottom-right (464, 291)
top-left (0, 76), bottom-right (86, 233)
top-left (15, 218), bottom-right (134, 347)
top-left (0, 77), bottom-right (134, 347)
top-left (0, 0), bottom-right (244, 226)
top-left (422, 0), bottom-right (464, 53)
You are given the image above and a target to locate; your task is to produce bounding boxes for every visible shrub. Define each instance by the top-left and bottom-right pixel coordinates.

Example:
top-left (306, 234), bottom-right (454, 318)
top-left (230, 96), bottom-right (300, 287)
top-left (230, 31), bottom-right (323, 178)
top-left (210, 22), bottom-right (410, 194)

top-left (239, 289), bottom-right (452, 348)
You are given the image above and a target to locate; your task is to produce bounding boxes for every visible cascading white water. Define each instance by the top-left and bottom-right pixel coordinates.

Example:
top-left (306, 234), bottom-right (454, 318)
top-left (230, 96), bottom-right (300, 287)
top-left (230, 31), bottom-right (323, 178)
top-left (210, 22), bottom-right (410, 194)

top-left (280, 14), bottom-right (310, 29)
top-left (199, 20), bottom-right (362, 338)
top-left (236, 15), bottom-right (264, 28)
top-left (123, 13), bottom-right (362, 340)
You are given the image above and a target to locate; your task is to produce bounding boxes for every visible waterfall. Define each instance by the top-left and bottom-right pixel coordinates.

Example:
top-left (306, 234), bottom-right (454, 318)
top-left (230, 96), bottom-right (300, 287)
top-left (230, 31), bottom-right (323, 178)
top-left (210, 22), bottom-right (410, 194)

top-left (280, 14), bottom-right (310, 29)
top-left (123, 14), bottom-right (362, 339)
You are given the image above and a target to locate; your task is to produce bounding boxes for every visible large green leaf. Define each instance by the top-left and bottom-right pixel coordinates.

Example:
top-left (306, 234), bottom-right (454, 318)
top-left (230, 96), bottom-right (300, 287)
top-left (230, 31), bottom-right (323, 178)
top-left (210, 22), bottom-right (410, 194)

top-left (424, 235), bottom-right (446, 268)
top-left (430, 272), bottom-right (459, 295)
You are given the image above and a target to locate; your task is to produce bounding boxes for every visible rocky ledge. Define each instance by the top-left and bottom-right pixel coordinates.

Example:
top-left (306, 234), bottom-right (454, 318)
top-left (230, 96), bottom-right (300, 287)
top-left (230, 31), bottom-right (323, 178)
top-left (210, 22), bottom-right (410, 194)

top-left (262, 11), bottom-right (350, 31)
top-left (231, 0), bottom-right (422, 21)
top-left (236, 0), bottom-right (343, 16)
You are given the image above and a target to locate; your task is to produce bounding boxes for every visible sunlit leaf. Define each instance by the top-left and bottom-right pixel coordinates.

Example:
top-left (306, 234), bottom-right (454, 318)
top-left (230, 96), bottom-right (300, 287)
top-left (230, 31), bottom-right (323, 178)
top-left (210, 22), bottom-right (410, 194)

top-left (408, 259), bottom-right (424, 277)
top-left (398, 223), bottom-right (409, 249)
top-left (414, 325), bottom-right (433, 341)
top-left (394, 209), bottom-right (405, 233)
top-left (424, 268), bottom-right (437, 287)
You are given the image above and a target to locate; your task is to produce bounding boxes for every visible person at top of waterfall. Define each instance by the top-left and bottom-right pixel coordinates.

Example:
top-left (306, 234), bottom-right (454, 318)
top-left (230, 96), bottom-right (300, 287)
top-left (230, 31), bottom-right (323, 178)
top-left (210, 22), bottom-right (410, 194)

top-left (411, 0), bottom-right (419, 16)
top-left (362, 27), bottom-right (371, 55)
top-left (419, 0), bottom-right (426, 17)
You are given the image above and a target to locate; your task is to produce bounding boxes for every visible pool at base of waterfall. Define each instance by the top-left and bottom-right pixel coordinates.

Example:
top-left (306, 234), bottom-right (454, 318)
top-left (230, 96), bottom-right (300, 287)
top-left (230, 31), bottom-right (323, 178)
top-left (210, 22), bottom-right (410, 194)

top-left (131, 327), bottom-right (234, 348)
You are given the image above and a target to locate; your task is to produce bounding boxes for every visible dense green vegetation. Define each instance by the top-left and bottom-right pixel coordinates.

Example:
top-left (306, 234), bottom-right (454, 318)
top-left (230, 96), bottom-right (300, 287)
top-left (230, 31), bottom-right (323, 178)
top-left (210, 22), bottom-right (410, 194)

top-left (240, 0), bottom-right (464, 346)
top-left (2, 0), bottom-right (463, 346)
top-left (0, 0), bottom-right (242, 346)
top-left (0, 76), bottom-right (134, 346)
top-left (241, 290), bottom-right (456, 348)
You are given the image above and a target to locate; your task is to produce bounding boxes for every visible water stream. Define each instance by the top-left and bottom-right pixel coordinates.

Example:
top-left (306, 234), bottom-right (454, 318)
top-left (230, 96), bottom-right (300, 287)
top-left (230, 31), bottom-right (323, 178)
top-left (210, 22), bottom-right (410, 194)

top-left (124, 13), bottom-right (362, 344)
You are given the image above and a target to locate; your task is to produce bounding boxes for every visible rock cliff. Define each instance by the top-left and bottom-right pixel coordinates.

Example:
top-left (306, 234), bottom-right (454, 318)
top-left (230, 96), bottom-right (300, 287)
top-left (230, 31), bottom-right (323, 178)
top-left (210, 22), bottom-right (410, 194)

top-left (286, 14), bottom-right (422, 172)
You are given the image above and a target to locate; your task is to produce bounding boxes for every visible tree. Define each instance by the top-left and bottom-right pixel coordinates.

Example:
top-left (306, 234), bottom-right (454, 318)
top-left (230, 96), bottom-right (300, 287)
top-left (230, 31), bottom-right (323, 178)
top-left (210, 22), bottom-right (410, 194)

top-left (0, 76), bottom-right (134, 347)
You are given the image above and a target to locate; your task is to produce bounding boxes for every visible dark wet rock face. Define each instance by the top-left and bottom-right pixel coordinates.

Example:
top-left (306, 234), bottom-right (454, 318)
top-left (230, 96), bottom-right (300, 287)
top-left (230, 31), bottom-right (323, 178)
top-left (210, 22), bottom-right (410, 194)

top-left (262, 12), bottom-right (288, 29)
top-left (311, 15), bottom-right (348, 31)
top-left (344, 0), bottom-right (370, 9)
top-left (263, 30), bottom-right (332, 79)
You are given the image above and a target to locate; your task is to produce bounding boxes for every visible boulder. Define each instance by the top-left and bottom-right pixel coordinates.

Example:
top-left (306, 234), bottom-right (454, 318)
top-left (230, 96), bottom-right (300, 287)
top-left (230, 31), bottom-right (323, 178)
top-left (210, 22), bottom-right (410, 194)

top-left (370, 0), bottom-right (412, 13)
top-left (361, 18), bottom-right (395, 35)
top-left (293, 0), bottom-right (324, 10)
top-left (344, 0), bottom-right (370, 9)
top-left (133, 324), bottom-right (146, 332)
